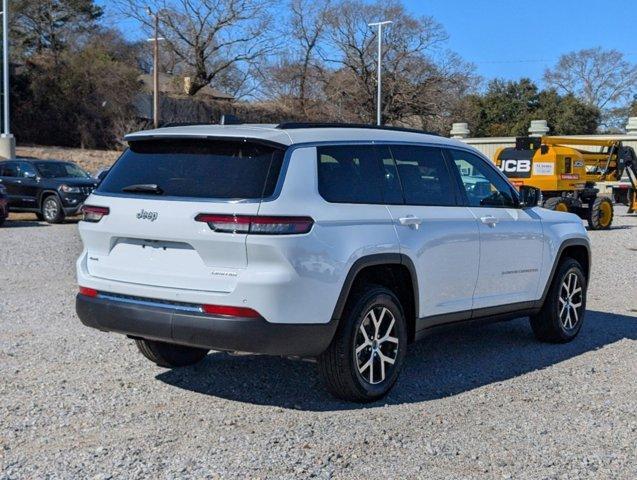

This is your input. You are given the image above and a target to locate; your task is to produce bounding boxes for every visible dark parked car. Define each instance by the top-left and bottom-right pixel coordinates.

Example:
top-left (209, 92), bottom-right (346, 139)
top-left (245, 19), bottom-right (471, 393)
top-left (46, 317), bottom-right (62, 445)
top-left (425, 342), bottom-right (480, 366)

top-left (0, 158), bottom-right (98, 223)
top-left (0, 183), bottom-right (8, 226)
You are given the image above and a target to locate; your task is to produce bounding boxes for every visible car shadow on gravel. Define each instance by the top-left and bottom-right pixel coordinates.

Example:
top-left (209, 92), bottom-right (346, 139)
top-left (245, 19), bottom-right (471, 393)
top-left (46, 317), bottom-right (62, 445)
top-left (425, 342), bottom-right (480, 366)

top-left (2, 219), bottom-right (50, 228)
top-left (155, 310), bottom-right (637, 411)
top-left (3, 218), bottom-right (80, 227)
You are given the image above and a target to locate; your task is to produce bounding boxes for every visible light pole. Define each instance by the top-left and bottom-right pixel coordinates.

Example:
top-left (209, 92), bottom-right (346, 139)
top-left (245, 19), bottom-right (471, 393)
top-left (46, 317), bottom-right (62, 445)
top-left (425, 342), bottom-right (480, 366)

top-left (368, 20), bottom-right (392, 126)
top-left (146, 8), bottom-right (165, 129)
top-left (0, 0), bottom-right (15, 159)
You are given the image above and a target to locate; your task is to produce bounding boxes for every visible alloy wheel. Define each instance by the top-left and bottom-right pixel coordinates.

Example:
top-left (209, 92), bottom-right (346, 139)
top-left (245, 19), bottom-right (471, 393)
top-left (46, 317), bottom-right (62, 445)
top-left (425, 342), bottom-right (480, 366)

top-left (558, 272), bottom-right (583, 330)
top-left (355, 306), bottom-right (399, 385)
top-left (44, 198), bottom-right (58, 221)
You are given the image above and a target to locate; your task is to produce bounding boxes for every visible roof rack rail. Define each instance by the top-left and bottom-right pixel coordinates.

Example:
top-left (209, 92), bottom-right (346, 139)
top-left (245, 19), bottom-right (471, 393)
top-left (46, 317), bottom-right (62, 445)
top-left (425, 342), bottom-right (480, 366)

top-left (160, 122), bottom-right (212, 128)
top-left (159, 114), bottom-right (242, 129)
top-left (276, 122), bottom-right (439, 136)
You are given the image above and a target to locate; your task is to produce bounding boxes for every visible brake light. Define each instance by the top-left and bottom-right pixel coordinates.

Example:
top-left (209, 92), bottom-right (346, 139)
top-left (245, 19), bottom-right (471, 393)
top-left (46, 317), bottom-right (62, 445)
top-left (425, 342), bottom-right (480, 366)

top-left (202, 304), bottom-right (261, 318)
top-left (82, 205), bottom-right (109, 222)
top-left (195, 214), bottom-right (314, 235)
top-left (79, 286), bottom-right (98, 297)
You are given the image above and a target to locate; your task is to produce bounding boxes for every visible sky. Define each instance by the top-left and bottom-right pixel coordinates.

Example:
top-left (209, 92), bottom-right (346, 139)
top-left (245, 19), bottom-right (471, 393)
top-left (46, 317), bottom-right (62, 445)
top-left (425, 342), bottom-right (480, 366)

top-left (98, 0), bottom-right (637, 85)
top-left (407, 0), bottom-right (637, 84)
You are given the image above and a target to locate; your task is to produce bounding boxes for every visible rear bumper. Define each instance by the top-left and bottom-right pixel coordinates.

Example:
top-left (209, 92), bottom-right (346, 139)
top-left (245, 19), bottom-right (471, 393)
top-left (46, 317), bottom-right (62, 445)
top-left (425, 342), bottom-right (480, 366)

top-left (76, 293), bottom-right (337, 357)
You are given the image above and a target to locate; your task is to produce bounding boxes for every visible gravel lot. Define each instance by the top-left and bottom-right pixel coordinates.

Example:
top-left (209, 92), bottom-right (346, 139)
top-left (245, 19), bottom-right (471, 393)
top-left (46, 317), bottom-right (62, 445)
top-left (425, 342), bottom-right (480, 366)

top-left (1, 209), bottom-right (636, 479)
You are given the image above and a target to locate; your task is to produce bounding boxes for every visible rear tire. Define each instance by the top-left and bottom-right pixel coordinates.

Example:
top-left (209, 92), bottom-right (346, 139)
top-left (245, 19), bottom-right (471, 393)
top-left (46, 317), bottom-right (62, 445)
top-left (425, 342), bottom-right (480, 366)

top-left (543, 197), bottom-right (570, 212)
top-left (530, 258), bottom-right (586, 343)
top-left (587, 196), bottom-right (613, 230)
top-left (135, 339), bottom-right (209, 368)
top-left (41, 195), bottom-right (65, 224)
top-left (317, 285), bottom-right (407, 402)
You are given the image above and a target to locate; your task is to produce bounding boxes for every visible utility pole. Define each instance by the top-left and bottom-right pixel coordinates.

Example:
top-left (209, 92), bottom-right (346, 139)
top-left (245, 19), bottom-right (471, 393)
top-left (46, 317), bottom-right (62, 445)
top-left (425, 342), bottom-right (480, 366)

top-left (0, 0), bottom-right (15, 159)
top-left (147, 8), bottom-right (164, 129)
top-left (368, 20), bottom-right (392, 126)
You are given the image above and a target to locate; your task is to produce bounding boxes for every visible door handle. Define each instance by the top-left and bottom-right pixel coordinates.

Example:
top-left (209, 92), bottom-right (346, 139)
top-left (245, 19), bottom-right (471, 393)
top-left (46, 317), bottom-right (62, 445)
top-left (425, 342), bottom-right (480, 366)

top-left (398, 215), bottom-right (422, 229)
top-left (480, 215), bottom-right (499, 227)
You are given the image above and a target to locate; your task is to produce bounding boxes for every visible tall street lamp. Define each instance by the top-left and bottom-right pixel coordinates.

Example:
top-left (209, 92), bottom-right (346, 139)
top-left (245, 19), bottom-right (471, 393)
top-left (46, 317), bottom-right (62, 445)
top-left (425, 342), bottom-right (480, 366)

top-left (0, 0), bottom-right (15, 159)
top-left (368, 20), bottom-right (392, 126)
top-left (147, 7), bottom-right (165, 129)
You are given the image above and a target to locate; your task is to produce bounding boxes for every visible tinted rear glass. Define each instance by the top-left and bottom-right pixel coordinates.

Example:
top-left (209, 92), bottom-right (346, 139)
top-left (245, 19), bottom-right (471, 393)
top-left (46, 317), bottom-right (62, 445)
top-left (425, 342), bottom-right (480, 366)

top-left (98, 140), bottom-right (285, 199)
top-left (317, 145), bottom-right (384, 204)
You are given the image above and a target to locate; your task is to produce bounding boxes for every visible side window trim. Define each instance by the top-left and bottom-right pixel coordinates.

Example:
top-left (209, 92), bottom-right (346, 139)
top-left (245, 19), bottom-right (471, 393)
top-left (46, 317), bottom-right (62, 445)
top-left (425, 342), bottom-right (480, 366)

top-left (441, 148), bottom-right (470, 207)
top-left (374, 144), bottom-right (405, 205)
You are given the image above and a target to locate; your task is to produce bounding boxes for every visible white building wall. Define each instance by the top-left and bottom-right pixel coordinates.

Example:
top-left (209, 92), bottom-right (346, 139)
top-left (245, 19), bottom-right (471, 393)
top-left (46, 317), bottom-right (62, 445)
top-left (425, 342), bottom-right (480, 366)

top-left (450, 118), bottom-right (637, 161)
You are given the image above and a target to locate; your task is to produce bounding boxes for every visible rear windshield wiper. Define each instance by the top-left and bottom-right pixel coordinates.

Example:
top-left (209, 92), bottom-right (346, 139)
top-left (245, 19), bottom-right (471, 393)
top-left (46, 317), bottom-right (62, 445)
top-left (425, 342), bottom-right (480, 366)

top-left (122, 184), bottom-right (164, 195)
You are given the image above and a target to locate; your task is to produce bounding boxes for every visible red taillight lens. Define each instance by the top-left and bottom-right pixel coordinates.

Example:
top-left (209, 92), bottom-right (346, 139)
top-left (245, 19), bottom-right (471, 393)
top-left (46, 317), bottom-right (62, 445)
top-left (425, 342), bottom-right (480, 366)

top-left (82, 205), bottom-right (110, 223)
top-left (79, 286), bottom-right (98, 297)
top-left (202, 304), bottom-right (261, 318)
top-left (195, 214), bottom-right (313, 235)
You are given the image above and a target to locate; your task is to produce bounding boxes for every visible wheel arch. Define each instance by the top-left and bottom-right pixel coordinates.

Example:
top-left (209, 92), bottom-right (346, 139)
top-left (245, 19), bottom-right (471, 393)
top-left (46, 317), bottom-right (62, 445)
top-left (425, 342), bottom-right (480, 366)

top-left (331, 254), bottom-right (419, 342)
top-left (540, 238), bottom-right (591, 305)
top-left (38, 189), bottom-right (60, 209)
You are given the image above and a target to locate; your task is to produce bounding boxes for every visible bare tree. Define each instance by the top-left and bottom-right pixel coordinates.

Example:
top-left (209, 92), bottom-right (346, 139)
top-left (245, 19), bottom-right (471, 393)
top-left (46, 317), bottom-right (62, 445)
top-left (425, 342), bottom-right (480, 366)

top-left (115, 0), bottom-right (275, 96)
top-left (261, 0), bottom-right (330, 113)
top-left (323, 0), bottom-right (449, 123)
top-left (544, 47), bottom-right (637, 112)
top-left (289, 0), bottom-right (330, 110)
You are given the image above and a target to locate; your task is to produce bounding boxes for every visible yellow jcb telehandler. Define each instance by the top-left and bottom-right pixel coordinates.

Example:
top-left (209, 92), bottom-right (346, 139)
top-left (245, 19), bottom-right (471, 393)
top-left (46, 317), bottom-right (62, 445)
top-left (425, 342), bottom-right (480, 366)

top-left (494, 136), bottom-right (637, 230)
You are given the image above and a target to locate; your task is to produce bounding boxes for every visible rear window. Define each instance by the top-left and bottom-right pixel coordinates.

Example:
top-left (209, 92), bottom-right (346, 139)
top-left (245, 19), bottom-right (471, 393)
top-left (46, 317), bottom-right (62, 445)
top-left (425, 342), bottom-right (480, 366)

top-left (97, 139), bottom-right (285, 199)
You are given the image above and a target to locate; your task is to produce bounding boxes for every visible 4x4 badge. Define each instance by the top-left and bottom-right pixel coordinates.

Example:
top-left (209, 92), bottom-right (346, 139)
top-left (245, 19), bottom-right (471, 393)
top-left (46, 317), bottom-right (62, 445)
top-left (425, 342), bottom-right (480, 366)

top-left (136, 209), bottom-right (158, 222)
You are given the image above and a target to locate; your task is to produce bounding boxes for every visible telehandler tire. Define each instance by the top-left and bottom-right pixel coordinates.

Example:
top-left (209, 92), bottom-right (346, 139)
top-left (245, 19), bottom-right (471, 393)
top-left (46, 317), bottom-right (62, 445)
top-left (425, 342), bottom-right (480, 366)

top-left (587, 196), bottom-right (613, 230)
top-left (543, 197), bottom-right (570, 213)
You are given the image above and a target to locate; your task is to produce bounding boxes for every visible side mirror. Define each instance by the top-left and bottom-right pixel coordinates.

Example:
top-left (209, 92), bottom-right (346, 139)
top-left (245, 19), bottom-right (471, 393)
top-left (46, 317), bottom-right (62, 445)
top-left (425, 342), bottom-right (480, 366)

top-left (518, 185), bottom-right (542, 208)
top-left (24, 171), bottom-right (37, 180)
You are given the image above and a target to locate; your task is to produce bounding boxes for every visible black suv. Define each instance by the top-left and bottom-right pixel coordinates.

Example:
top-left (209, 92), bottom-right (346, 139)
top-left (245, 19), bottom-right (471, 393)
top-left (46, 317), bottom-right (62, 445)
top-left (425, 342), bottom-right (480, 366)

top-left (0, 158), bottom-right (98, 223)
top-left (0, 183), bottom-right (7, 226)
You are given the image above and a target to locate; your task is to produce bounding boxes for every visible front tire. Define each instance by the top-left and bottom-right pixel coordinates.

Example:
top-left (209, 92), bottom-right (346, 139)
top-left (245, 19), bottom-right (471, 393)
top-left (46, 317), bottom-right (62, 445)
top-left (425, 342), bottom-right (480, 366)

top-left (135, 339), bottom-right (209, 368)
top-left (318, 285), bottom-right (407, 402)
top-left (41, 195), bottom-right (65, 224)
top-left (530, 258), bottom-right (587, 343)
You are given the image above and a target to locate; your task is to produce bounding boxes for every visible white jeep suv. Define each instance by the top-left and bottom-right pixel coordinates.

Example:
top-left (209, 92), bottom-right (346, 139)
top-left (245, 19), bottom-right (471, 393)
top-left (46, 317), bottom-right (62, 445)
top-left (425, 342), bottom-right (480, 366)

top-left (76, 123), bottom-right (591, 402)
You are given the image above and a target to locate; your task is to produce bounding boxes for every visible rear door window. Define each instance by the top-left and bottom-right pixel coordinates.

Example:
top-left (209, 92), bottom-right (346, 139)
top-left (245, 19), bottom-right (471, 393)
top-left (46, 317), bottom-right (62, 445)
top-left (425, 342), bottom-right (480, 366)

top-left (97, 140), bottom-right (285, 199)
top-left (317, 145), bottom-right (384, 204)
top-left (0, 162), bottom-right (18, 177)
top-left (389, 145), bottom-right (456, 206)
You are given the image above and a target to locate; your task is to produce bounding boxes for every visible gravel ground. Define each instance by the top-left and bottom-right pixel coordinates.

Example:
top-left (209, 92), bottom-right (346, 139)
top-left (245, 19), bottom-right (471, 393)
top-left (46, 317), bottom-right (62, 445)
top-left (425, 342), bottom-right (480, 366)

top-left (1, 209), bottom-right (636, 479)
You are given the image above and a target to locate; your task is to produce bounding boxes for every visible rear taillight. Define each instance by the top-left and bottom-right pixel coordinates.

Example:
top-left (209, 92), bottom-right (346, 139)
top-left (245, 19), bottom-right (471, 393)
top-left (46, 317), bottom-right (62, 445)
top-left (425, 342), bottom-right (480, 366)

top-left (195, 214), bottom-right (314, 235)
top-left (82, 205), bottom-right (109, 223)
top-left (202, 304), bottom-right (261, 318)
top-left (79, 286), bottom-right (98, 297)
